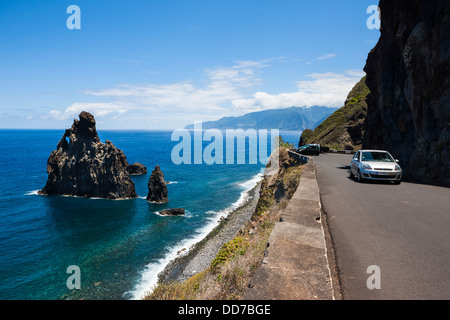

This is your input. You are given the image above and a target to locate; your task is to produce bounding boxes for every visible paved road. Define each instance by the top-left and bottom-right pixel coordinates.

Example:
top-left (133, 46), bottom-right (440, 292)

top-left (314, 153), bottom-right (450, 299)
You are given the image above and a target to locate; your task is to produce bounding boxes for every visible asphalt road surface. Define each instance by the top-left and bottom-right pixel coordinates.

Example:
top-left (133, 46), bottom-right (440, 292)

top-left (314, 153), bottom-right (450, 299)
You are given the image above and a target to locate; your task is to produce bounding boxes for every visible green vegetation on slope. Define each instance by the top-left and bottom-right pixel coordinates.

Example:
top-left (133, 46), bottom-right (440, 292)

top-left (299, 76), bottom-right (370, 151)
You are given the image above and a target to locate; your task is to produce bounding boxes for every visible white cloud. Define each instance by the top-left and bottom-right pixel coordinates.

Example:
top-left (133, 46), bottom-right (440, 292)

top-left (47, 59), bottom-right (365, 128)
top-left (81, 60), bottom-right (267, 114)
top-left (316, 53), bottom-right (337, 61)
top-left (306, 53), bottom-right (337, 64)
top-left (231, 70), bottom-right (365, 110)
top-left (50, 102), bottom-right (128, 120)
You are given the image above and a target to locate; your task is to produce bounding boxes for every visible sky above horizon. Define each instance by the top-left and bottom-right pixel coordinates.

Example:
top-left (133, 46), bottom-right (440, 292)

top-left (0, 0), bottom-right (380, 130)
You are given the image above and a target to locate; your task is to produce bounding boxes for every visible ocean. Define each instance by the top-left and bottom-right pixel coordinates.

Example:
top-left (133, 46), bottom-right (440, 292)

top-left (0, 129), bottom-right (300, 300)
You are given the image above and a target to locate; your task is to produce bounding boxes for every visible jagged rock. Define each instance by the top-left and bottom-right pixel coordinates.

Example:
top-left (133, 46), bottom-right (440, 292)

top-left (39, 111), bottom-right (138, 199)
top-left (363, 0), bottom-right (450, 186)
top-left (146, 165), bottom-right (169, 203)
top-left (127, 162), bottom-right (147, 175)
top-left (274, 181), bottom-right (285, 202)
top-left (159, 208), bottom-right (185, 216)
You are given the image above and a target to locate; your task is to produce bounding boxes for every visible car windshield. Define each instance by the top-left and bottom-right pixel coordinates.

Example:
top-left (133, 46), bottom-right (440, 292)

top-left (361, 151), bottom-right (394, 162)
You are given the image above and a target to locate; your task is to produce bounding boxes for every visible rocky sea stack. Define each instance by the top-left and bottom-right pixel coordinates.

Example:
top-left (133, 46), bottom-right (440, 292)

top-left (147, 165), bottom-right (169, 203)
top-left (39, 111), bottom-right (138, 199)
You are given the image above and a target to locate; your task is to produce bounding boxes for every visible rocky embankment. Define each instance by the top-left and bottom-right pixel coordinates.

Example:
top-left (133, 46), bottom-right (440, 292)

top-left (363, 0), bottom-right (450, 186)
top-left (39, 111), bottom-right (138, 199)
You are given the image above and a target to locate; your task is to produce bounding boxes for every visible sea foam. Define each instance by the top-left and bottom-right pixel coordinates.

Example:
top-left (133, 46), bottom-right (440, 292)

top-left (25, 190), bottom-right (40, 196)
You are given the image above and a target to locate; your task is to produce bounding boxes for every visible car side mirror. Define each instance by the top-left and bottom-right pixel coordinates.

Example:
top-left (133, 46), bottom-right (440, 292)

top-left (395, 159), bottom-right (400, 163)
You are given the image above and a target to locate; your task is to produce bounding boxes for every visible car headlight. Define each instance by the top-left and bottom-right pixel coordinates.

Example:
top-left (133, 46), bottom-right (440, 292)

top-left (395, 165), bottom-right (401, 171)
top-left (362, 163), bottom-right (372, 170)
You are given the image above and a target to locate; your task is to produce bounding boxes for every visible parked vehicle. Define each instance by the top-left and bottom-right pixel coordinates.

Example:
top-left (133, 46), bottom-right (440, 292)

top-left (297, 144), bottom-right (320, 156)
top-left (349, 150), bottom-right (402, 184)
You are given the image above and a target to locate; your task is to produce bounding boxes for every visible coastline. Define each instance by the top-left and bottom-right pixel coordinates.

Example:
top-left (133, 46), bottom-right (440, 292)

top-left (155, 181), bottom-right (262, 288)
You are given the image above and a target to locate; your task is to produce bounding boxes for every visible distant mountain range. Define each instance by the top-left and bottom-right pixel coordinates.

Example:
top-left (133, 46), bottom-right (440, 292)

top-left (185, 106), bottom-right (337, 131)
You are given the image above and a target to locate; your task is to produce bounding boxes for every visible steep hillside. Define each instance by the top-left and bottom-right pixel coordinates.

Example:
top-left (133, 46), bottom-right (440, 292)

top-left (298, 76), bottom-right (369, 150)
top-left (185, 106), bottom-right (336, 131)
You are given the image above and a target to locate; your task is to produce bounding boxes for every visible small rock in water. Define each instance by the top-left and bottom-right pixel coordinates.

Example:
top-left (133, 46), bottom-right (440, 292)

top-left (159, 208), bottom-right (185, 216)
top-left (127, 162), bottom-right (147, 175)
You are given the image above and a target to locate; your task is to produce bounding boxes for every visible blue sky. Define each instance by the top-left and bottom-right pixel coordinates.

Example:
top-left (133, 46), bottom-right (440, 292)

top-left (0, 0), bottom-right (380, 129)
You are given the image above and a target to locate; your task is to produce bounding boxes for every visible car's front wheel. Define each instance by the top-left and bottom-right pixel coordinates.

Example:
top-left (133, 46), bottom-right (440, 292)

top-left (357, 170), bottom-right (364, 183)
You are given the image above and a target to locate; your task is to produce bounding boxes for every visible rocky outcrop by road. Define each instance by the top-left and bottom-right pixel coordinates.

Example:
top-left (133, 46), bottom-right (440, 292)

top-left (363, 0), bottom-right (450, 186)
top-left (39, 111), bottom-right (138, 199)
top-left (147, 165), bottom-right (169, 203)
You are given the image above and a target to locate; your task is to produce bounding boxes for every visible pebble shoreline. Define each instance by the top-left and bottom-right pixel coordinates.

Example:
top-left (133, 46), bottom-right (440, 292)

top-left (157, 182), bottom-right (262, 285)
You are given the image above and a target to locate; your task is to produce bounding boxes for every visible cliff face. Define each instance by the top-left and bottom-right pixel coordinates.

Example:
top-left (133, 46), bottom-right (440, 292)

top-left (39, 112), bottom-right (138, 199)
top-left (363, 0), bottom-right (450, 186)
top-left (298, 76), bottom-right (369, 151)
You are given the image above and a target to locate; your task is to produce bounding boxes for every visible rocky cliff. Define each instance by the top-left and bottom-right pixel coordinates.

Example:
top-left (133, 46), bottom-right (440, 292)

top-left (363, 0), bottom-right (450, 186)
top-left (39, 112), bottom-right (138, 199)
top-left (298, 76), bottom-right (369, 151)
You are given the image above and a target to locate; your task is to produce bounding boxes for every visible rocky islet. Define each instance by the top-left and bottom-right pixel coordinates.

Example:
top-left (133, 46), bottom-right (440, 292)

top-left (39, 112), bottom-right (138, 199)
top-left (39, 111), bottom-right (176, 201)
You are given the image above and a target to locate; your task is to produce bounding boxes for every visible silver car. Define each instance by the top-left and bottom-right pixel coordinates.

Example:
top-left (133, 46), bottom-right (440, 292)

top-left (349, 150), bottom-right (402, 184)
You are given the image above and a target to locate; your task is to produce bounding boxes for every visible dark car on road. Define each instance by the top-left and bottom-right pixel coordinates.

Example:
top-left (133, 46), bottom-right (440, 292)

top-left (297, 144), bottom-right (320, 156)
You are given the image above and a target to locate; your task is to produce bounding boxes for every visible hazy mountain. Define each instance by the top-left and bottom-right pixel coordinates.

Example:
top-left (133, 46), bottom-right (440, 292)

top-left (185, 106), bottom-right (337, 131)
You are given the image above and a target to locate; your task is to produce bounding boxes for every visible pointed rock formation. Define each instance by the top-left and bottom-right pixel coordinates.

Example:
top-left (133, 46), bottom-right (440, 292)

top-left (39, 111), bottom-right (138, 199)
top-left (146, 165), bottom-right (169, 203)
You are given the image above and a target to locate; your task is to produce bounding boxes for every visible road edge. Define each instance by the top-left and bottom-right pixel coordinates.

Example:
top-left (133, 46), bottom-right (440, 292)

top-left (314, 160), bottom-right (344, 300)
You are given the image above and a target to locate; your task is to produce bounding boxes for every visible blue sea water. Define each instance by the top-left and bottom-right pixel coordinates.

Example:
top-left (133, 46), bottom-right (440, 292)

top-left (0, 129), bottom-right (300, 300)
